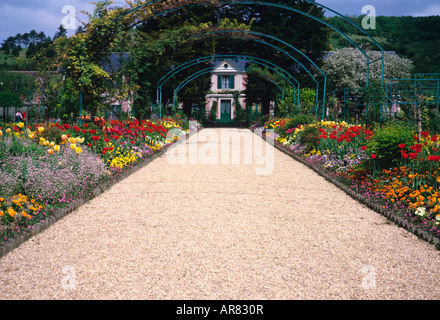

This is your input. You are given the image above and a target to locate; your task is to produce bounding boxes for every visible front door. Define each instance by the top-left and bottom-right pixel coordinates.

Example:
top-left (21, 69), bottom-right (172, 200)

top-left (220, 100), bottom-right (231, 121)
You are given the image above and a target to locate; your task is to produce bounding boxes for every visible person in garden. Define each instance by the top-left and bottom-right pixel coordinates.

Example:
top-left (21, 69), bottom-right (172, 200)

top-left (15, 110), bottom-right (23, 123)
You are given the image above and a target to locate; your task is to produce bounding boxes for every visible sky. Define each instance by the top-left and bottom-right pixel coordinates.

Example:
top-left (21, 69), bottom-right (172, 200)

top-left (1, 0), bottom-right (440, 43)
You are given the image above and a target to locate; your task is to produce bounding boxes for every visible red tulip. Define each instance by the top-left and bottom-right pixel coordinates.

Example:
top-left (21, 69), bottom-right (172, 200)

top-left (398, 144), bottom-right (405, 149)
top-left (361, 146), bottom-right (367, 151)
top-left (428, 155), bottom-right (440, 162)
top-left (371, 154), bottom-right (377, 160)
top-left (409, 153), bottom-right (418, 160)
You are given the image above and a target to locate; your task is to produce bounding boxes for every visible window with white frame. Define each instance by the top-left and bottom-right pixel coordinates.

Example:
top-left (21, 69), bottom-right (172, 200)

top-left (217, 75), bottom-right (235, 89)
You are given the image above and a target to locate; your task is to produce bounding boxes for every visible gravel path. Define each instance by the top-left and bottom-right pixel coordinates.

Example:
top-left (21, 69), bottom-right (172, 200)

top-left (1, 128), bottom-right (440, 300)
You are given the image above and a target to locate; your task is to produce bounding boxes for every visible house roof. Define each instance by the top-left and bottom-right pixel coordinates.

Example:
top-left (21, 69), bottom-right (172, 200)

top-left (212, 59), bottom-right (247, 73)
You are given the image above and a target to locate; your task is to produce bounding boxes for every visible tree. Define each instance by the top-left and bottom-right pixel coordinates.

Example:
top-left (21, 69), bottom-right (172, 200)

top-left (217, 0), bottom-right (331, 115)
top-left (53, 25), bottom-right (68, 40)
top-left (132, 5), bottom-right (219, 118)
top-left (0, 72), bottom-right (35, 95)
top-left (321, 48), bottom-right (414, 99)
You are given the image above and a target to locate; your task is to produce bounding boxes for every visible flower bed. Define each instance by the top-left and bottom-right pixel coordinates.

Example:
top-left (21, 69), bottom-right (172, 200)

top-left (0, 115), bottom-right (197, 251)
top-left (256, 118), bottom-right (440, 248)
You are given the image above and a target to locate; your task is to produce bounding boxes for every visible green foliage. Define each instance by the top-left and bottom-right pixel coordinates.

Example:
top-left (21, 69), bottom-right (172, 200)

top-left (368, 122), bottom-right (414, 170)
top-left (0, 72), bottom-right (35, 95)
top-left (209, 101), bottom-right (217, 121)
top-left (298, 125), bottom-right (321, 153)
top-left (283, 114), bottom-right (315, 132)
top-left (0, 91), bottom-right (22, 107)
top-left (233, 91), bottom-right (246, 122)
top-left (299, 88), bottom-right (316, 114)
top-left (328, 15), bottom-right (440, 74)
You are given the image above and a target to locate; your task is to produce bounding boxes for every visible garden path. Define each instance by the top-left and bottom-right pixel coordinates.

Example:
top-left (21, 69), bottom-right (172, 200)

top-left (1, 128), bottom-right (440, 299)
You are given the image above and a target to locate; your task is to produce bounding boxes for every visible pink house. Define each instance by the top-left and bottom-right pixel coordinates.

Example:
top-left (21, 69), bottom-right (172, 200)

top-left (205, 60), bottom-right (247, 121)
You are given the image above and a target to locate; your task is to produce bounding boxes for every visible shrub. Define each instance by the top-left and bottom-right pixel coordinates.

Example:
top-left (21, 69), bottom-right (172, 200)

top-left (368, 122), bottom-right (414, 170)
top-left (299, 125), bottom-right (321, 153)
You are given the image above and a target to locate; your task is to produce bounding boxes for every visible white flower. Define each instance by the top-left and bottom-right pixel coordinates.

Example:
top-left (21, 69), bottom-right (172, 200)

top-left (415, 207), bottom-right (426, 217)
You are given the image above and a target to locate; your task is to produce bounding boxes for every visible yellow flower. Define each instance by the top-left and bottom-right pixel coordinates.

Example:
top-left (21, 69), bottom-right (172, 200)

top-left (38, 127), bottom-right (44, 133)
top-left (48, 148), bottom-right (54, 155)
top-left (6, 128), bottom-right (11, 133)
top-left (49, 141), bottom-right (55, 147)
top-left (68, 137), bottom-right (76, 144)
top-left (18, 122), bottom-right (24, 128)
top-left (75, 147), bottom-right (83, 154)
top-left (61, 134), bottom-right (68, 141)
top-left (54, 145), bottom-right (60, 152)
top-left (29, 133), bottom-right (35, 139)
top-left (70, 143), bottom-right (77, 150)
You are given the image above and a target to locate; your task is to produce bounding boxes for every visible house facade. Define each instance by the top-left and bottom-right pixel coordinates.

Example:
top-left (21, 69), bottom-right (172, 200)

top-left (205, 60), bottom-right (247, 121)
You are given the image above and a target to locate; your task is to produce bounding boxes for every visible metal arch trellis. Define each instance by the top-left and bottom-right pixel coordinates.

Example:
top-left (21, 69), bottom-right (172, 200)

top-left (157, 55), bottom-right (299, 99)
top-left (385, 74), bottom-right (440, 122)
top-left (155, 28), bottom-right (325, 109)
top-left (122, 0), bottom-right (385, 82)
top-left (190, 29), bottom-right (327, 107)
top-left (154, 28), bottom-right (329, 118)
top-left (156, 54), bottom-right (301, 118)
top-left (167, 65), bottom-right (288, 119)
top-left (80, 0), bottom-right (385, 117)
top-left (174, 66), bottom-right (292, 97)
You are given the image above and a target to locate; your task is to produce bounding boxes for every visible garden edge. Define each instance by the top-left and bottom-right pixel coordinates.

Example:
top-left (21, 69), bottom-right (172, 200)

top-left (254, 129), bottom-right (440, 251)
top-left (0, 127), bottom-right (202, 260)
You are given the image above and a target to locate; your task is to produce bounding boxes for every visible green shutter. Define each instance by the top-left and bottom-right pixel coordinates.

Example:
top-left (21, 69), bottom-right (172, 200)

top-left (217, 75), bottom-right (222, 89)
top-left (230, 75), bottom-right (235, 89)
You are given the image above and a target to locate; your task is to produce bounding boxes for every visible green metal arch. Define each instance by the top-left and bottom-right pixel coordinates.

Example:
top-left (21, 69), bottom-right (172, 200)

top-left (175, 62), bottom-right (298, 97)
top-left (188, 30), bottom-right (326, 106)
top-left (157, 54), bottom-right (301, 105)
top-left (81, 0), bottom-right (385, 116)
top-left (156, 28), bottom-right (327, 108)
top-left (194, 29), bottom-right (326, 79)
top-left (171, 66), bottom-right (292, 120)
top-left (172, 65), bottom-right (288, 109)
top-left (119, 0), bottom-right (384, 84)
top-left (175, 66), bottom-right (292, 96)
